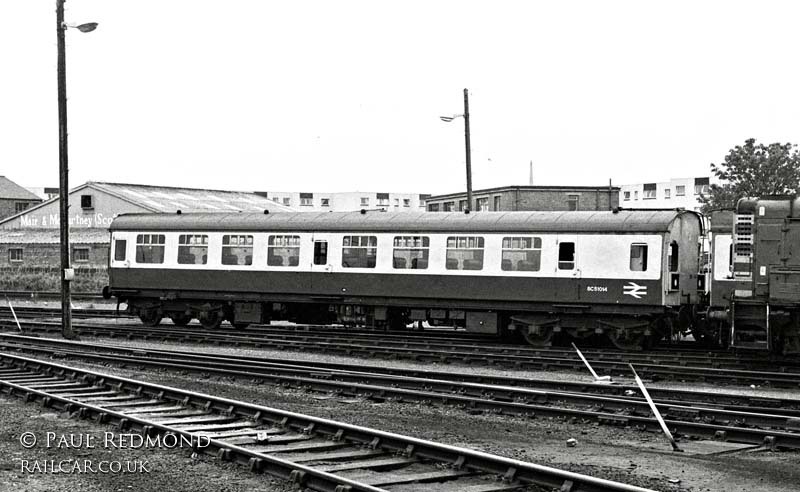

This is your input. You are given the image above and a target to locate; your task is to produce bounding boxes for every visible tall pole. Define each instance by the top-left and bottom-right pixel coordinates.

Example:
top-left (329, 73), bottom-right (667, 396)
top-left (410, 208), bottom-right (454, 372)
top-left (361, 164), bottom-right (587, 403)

top-left (463, 88), bottom-right (473, 211)
top-left (57, 0), bottom-right (76, 339)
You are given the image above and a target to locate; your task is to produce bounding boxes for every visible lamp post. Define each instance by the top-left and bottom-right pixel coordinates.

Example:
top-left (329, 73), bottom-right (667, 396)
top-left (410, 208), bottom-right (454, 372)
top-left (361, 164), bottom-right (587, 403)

top-left (440, 88), bottom-right (473, 211)
top-left (56, 0), bottom-right (97, 340)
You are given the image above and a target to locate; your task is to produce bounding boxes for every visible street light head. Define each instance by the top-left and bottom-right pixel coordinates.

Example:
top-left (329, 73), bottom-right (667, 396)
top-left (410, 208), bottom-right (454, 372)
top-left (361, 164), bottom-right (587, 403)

top-left (62, 22), bottom-right (99, 32)
top-left (440, 114), bottom-right (461, 123)
top-left (76, 22), bottom-right (98, 33)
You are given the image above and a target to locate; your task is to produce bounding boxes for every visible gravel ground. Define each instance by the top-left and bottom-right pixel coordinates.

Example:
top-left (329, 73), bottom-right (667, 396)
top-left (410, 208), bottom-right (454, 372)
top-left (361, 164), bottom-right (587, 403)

top-left (3, 343), bottom-right (800, 492)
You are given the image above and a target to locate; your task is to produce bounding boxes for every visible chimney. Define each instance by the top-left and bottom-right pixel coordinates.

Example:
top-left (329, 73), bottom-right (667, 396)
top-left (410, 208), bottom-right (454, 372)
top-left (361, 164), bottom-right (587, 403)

top-left (528, 161), bottom-right (533, 185)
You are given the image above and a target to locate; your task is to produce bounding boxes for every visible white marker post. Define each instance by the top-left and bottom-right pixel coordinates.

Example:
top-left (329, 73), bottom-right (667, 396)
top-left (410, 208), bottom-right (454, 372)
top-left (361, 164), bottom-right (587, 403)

top-left (571, 343), bottom-right (612, 383)
top-left (5, 296), bottom-right (22, 333)
top-left (629, 363), bottom-right (682, 452)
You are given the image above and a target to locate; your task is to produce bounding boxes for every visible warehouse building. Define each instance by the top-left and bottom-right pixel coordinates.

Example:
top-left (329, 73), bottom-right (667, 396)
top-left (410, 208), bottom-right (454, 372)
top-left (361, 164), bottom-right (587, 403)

top-left (0, 182), bottom-right (293, 273)
top-left (425, 185), bottom-right (620, 212)
top-left (0, 176), bottom-right (43, 221)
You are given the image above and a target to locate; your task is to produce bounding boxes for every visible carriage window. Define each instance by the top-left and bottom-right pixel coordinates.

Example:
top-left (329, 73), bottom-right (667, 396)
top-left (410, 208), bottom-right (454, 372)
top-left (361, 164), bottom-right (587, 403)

top-left (501, 237), bottom-right (541, 271)
top-left (446, 236), bottom-right (484, 270)
top-left (178, 235), bottom-right (208, 264)
top-left (268, 235), bottom-right (301, 267)
top-left (629, 244), bottom-right (648, 271)
top-left (313, 240), bottom-right (328, 265)
top-left (114, 240), bottom-right (127, 261)
top-left (222, 235), bottom-right (253, 265)
top-left (342, 236), bottom-right (377, 268)
top-left (393, 236), bottom-right (430, 269)
top-left (135, 234), bottom-right (165, 264)
top-left (668, 241), bottom-right (679, 272)
top-left (558, 242), bottom-right (575, 270)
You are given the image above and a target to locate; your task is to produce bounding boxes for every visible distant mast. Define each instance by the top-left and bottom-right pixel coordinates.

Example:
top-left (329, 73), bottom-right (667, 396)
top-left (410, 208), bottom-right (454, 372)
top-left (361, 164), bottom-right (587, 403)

top-left (528, 160), bottom-right (533, 185)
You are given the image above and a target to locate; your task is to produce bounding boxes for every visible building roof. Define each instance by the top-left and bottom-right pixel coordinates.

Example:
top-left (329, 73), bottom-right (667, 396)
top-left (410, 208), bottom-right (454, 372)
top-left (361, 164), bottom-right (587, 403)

top-left (0, 228), bottom-right (108, 244)
top-left (0, 176), bottom-right (43, 201)
top-left (427, 185), bottom-right (621, 201)
top-left (90, 182), bottom-right (295, 213)
top-left (0, 181), bottom-right (295, 228)
top-left (111, 209), bottom-right (701, 234)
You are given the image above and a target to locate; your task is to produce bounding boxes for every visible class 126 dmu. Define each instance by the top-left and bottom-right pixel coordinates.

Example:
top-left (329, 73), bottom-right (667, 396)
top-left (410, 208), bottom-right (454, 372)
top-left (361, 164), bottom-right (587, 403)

top-left (102, 197), bottom-right (800, 353)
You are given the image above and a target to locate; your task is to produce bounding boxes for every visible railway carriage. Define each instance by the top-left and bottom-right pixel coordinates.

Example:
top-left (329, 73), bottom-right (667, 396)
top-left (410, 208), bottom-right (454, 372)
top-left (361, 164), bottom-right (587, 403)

top-left (105, 209), bottom-right (703, 349)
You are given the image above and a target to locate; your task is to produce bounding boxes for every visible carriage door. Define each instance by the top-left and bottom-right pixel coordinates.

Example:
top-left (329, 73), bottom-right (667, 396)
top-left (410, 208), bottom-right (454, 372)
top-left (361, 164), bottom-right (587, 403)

top-left (309, 233), bottom-right (336, 293)
top-left (555, 236), bottom-right (581, 301)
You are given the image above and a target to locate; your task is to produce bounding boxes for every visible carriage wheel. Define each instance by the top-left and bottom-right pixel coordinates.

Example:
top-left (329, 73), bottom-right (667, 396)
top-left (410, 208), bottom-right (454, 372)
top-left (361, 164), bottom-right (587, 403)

top-left (170, 313), bottom-right (192, 327)
top-left (199, 311), bottom-right (223, 330)
top-left (521, 324), bottom-right (554, 347)
top-left (607, 330), bottom-right (646, 351)
top-left (138, 310), bottom-right (162, 327)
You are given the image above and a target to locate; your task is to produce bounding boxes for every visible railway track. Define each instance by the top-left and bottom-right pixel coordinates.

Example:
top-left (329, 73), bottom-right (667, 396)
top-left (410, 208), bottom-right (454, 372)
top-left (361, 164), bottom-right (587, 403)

top-left (3, 318), bottom-right (800, 387)
top-left (3, 334), bottom-right (800, 450)
top-left (0, 352), bottom-right (654, 492)
top-left (4, 311), bottom-right (798, 371)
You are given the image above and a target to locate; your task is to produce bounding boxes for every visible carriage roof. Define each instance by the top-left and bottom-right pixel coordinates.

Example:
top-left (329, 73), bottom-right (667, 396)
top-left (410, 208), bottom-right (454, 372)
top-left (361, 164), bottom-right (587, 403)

top-left (110, 209), bottom-right (701, 234)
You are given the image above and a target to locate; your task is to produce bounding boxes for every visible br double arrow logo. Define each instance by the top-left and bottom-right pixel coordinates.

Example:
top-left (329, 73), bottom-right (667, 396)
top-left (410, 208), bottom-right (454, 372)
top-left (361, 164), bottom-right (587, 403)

top-left (623, 282), bottom-right (647, 299)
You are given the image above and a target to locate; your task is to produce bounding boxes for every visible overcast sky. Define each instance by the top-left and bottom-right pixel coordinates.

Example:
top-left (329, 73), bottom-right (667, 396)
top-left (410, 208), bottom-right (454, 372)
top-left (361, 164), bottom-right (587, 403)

top-left (2, 1), bottom-right (798, 195)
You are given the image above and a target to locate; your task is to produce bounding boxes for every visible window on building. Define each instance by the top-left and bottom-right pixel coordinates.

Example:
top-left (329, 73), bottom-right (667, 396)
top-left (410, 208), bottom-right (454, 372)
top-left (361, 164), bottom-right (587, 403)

top-left (178, 234), bottom-right (208, 264)
top-left (427, 203), bottom-right (440, 212)
top-left (392, 236), bottom-right (429, 269)
top-left (73, 247), bottom-right (90, 263)
top-left (446, 236), bottom-right (484, 270)
top-left (282, 197), bottom-right (291, 206)
top-left (664, 189), bottom-right (671, 199)
top-left (81, 194), bottom-right (93, 210)
top-left (342, 235), bottom-right (377, 268)
top-left (443, 202), bottom-right (454, 212)
top-left (476, 197), bottom-right (489, 211)
top-left (694, 177), bottom-right (709, 195)
top-left (394, 198), bottom-right (400, 207)
top-left (458, 199), bottom-right (467, 211)
top-left (675, 185), bottom-right (685, 196)
top-left (567, 195), bottom-right (579, 211)
top-left (221, 235), bottom-right (253, 265)
top-left (313, 241), bottom-right (328, 265)
top-left (376, 193), bottom-right (389, 207)
top-left (360, 197), bottom-right (369, 207)
top-left (320, 198), bottom-right (330, 207)
top-left (114, 240), bottom-right (127, 261)
top-left (299, 193), bottom-right (313, 206)
top-left (634, 191), bottom-right (639, 200)
top-left (135, 234), bottom-right (165, 264)
top-left (403, 199), bottom-right (410, 207)
top-left (8, 248), bottom-right (23, 263)
top-left (268, 235), bottom-right (300, 267)
top-left (623, 191), bottom-right (631, 201)
top-left (643, 183), bottom-right (657, 199)
top-left (558, 242), bottom-right (575, 270)
top-left (494, 196), bottom-right (501, 211)
top-left (419, 200), bottom-right (426, 209)
top-left (14, 202), bottom-right (29, 213)
top-left (502, 237), bottom-right (541, 271)
top-left (629, 244), bottom-right (648, 271)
